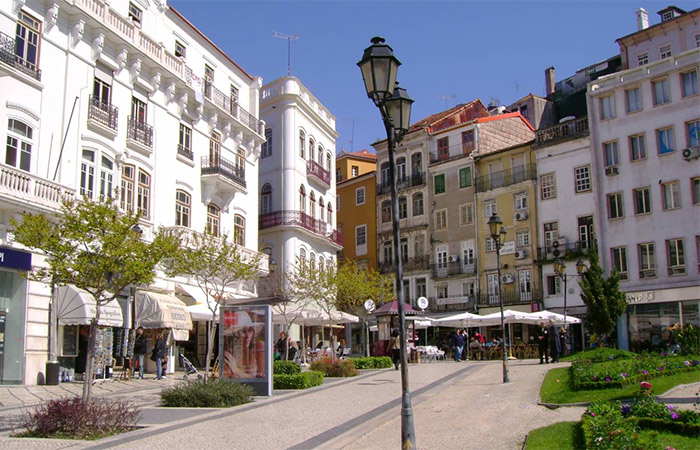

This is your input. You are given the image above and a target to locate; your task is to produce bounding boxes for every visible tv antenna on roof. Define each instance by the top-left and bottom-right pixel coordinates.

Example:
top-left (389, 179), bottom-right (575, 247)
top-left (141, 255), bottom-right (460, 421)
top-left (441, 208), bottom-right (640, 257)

top-left (272, 31), bottom-right (299, 76)
top-left (438, 94), bottom-right (456, 109)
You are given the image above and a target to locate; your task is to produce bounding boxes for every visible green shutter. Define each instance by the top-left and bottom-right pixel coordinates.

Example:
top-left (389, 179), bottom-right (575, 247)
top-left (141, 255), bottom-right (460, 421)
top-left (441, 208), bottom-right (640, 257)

top-left (434, 174), bottom-right (445, 194)
top-left (459, 167), bottom-right (472, 188)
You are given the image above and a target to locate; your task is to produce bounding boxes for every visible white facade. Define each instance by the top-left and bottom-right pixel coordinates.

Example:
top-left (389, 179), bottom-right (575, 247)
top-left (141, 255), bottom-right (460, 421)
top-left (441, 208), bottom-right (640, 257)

top-left (258, 76), bottom-right (340, 286)
top-left (0, 0), bottom-right (267, 384)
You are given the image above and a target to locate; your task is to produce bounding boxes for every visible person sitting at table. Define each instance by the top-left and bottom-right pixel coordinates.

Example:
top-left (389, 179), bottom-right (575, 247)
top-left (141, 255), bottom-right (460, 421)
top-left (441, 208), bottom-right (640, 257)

top-left (288, 339), bottom-right (298, 362)
top-left (336, 339), bottom-right (346, 358)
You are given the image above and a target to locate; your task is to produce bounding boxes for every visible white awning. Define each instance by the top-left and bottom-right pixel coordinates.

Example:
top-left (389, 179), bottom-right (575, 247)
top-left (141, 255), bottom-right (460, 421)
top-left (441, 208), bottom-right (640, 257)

top-left (56, 285), bottom-right (124, 327)
top-left (188, 302), bottom-right (219, 322)
top-left (135, 290), bottom-right (192, 331)
top-left (177, 283), bottom-right (220, 322)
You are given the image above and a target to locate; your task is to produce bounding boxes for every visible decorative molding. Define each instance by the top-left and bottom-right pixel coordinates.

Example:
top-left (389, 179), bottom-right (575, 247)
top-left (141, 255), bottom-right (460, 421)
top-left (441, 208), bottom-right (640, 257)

top-left (233, 131), bottom-right (243, 148)
top-left (222, 122), bottom-right (231, 141)
top-left (44, 3), bottom-right (59, 34)
top-left (175, 180), bottom-right (194, 192)
top-left (71, 20), bottom-right (85, 48)
top-left (150, 71), bottom-right (161, 96)
top-left (153, 0), bottom-right (169, 13)
top-left (164, 81), bottom-right (176, 104)
top-left (116, 48), bottom-right (128, 74)
top-left (81, 133), bottom-right (117, 154)
top-left (208, 113), bottom-right (218, 132)
top-left (92, 32), bottom-right (105, 61)
top-left (192, 104), bottom-right (203, 122)
top-left (6, 100), bottom-right (40, 122)
top-left (13, 0), bottom-right (25, 16)
top-left (177, 92), bottom-right (189, 115)
top-left (129, 58), bottom-right (142, 84)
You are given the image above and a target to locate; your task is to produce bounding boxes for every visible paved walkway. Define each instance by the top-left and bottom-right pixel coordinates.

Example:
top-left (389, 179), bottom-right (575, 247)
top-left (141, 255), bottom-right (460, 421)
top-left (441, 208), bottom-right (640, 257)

top-left (0, 360), bottom-right (697, 449)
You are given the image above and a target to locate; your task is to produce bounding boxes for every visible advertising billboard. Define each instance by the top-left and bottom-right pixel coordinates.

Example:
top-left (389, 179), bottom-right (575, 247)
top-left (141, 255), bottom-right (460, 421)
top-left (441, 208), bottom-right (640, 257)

top-left (219, 305), bottom-right (271, 396)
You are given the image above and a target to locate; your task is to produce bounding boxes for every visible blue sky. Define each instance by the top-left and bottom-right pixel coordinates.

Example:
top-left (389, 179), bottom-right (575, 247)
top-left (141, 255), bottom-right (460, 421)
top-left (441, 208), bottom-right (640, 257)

top-left (170, 0), bottom-right (699, 153)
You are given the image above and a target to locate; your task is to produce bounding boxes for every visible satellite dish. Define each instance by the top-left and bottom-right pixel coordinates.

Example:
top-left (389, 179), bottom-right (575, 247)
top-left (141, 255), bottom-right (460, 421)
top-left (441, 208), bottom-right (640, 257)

top-left (363, 299), bottom-right (376, 313)
top-left (417, 297), bottom-right (429, 311)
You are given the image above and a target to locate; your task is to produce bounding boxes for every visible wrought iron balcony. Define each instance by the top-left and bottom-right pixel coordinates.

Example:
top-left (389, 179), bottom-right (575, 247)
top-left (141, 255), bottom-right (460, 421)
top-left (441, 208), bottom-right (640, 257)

top-left (377, 172), bottom-right (426, 195)
top-left (306, 160), bottom-right (331, 187)
top-left (475, 163), bottom-right (537, 192)
top-left (177, 144), bottom-right (193, 160)
top-left (201, 156), bottom-right (246, 188)
top-left (429, 295), bottom-right (477, 310)
top-left (88, 95), bottom-right (118, 131)
top-left (126, 116), bottom-right (153, 148)
top-left (259, 210), bottom-right (342, 247)
top-left (0, 31), bottom-right (41, 81)
top-left (535, 117), bottom-right (589, 148)
top-left (0, 162), bottom-right (74, 211)
top-left (537, 241), bottom-right (589, 262)
top-left (200, 78), bottom-right (263, 135)
top-left (430, 259), bottom-right (477, 278)
top-left (379, 255), bottom-right (430, 274)
top-left (476, 288), bottom-right (543, 306)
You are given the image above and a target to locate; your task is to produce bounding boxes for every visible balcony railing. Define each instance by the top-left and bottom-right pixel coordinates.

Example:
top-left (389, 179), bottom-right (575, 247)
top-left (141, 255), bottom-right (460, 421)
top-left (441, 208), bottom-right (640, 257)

top-left (377, 172), bottom-right (426, 195)
top-left (306, 160), bottom-right (331, 186)
top-left (430, 259), bottom-right (477, 278)
top-left (379, 255), bottom-right (430, 274)
top-left (127, 116), bottom-right (153, 148)
top-left (177, 144), bottom-right (193, 160)
top-left (535, 117), bottom-right (589, 148)
top-left (259, 210), bottom-right (342, 247)
top-left (429, 295), bottom-right (477, 310)
top-left (476, 288), bottom-right (543, 306)
top-left (200, 79), bottom-right (263, 135)
top-left (0, 162), bottom-right (74, 210)
top-left (537, 241), bottom-right (590, 262)
top-left (0, 31), bottom-right (41, 81)
top-left (475, 163), bottom-right (537, 192)
top-left (88, 95), bottom-right (118, 131)
top-left (201, 156), bottom-right (246, 188)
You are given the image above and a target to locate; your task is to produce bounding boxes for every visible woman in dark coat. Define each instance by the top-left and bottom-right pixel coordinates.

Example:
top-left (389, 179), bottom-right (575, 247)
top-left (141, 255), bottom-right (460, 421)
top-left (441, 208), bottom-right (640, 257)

top-left (152, 332), bottom-right (166, 380)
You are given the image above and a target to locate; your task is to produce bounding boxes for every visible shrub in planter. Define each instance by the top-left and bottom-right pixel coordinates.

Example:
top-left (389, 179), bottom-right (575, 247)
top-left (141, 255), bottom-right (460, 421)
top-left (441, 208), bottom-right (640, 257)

top-left (273, 371), bottom-right (324, 389)
top-left (309, 357), bottom-right (358, 377)
top-left (581, 401), bottom-right (640, 449)
top-left (160, 380), bottom-right (254, 407)
top-left (274, 360), bottom-right (301, 375)
top-left (17, 397), bottom-right (140, 440)
top-left (352, 356), bottom-right (392, 369)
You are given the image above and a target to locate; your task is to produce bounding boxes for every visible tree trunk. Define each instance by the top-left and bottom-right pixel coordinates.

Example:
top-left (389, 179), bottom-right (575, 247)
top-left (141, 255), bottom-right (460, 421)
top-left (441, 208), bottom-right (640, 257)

top-left (328, 318), bottom-right (336, 362)
top-left (204, 318), bottom-right (215, 382)
top-left (365, 319), bottom-right (371, 357)
top-left (82, 315), bottom-right (99, 401)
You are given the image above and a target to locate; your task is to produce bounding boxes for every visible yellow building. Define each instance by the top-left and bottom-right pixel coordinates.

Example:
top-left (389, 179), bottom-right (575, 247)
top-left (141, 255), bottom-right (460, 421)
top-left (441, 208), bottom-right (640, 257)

top-left (336, 150), bottom-right (378, 270)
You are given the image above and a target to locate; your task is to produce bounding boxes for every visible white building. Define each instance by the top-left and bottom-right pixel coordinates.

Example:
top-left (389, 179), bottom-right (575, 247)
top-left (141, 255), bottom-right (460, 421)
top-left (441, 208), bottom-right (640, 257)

top-left (586, 6), bottom-right (699, 352)
top-left (258, 76), bottom-right (341, 343)
top-left (0, 0), bottom-right (267, 384)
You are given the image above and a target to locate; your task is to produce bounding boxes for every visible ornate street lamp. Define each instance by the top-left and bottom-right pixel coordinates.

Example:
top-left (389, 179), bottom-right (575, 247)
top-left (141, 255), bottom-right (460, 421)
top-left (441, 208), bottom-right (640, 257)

top-left (553, 258), bottom-right (588, 355)
top-left (358, 36), bottom-right (416, 449)
top-left (487, 213), bottom-right (508, 383)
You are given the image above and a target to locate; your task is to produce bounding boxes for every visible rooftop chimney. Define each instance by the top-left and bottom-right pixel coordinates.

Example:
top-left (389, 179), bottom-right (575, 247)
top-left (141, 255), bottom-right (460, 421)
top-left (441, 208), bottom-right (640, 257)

top-left (545, 67), bottom-right (556, 97)
top-left (637, 8), bottom-right (649, 30)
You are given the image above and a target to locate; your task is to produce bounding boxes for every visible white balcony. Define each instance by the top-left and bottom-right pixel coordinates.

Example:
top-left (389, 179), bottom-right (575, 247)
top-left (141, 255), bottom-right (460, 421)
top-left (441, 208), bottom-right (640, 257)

top-left (0, 163), bottom-right (75, 212)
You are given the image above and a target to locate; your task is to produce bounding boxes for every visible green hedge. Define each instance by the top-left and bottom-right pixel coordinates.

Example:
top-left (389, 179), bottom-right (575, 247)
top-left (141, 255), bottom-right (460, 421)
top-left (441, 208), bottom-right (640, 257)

top-left (160, 380), bottom-right (254, 407)
top-left (581, 401), bottom-right (640, 449)
top-left (636, 418), bottom-right (700, 438)
top-left (571, 355), bottom-right (700, 390)
top-left (352, 356), bottom-right (392, 369)
top-left (273, 360), bottom-right (301, 375)
top-left (273, 371), bottom-right (324, 389)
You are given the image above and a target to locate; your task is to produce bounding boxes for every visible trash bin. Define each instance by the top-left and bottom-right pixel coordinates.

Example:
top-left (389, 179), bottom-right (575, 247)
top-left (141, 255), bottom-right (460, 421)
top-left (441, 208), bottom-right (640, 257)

top-left (45, 360), bottom-right (60, 385)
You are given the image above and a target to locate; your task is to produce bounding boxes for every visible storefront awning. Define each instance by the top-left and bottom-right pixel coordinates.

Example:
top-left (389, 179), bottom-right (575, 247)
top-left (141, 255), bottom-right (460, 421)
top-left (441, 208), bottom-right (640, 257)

top-left (177, 283), bottom-right (220, 322)
top-left (56, 285), bottom-right (124, 327)
top-left (135, 290), bottom-right (192, 331)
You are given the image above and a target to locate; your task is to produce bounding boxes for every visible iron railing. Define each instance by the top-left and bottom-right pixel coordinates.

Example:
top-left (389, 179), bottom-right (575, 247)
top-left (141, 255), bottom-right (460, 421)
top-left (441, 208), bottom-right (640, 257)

top-left (88, 95), bottom-right (118, 131)
top-left (201, 79), bottom-right (263, 135)
top-left (177, 144), bottom-right (193, 160)
top-left (537, 241), bottom-right (590, 262)
top-left (259, 210), bottom-right (343, 246)
top-left (0, 31), bottom-right (41, 81)
top-left (377, 172), bottom-right (426, 195)
top-left (475, 163), bottom-right (537, 192)
top-left (126, 116), bottom-right (153, 148)
top-left (430, 259), bottom-right (477, 278)
top-left (476, 288), bottom-right (543, 306)
top-left (379, 255), bottom-right (430, 274)
top-left (535, 117), bottom-right (589, 148)
top-left (201, 156), bottom-right (246, 188)
top-left (429, 296), bottom-right (477, 310)
top-left (306, 160), bottom-right (331, 186)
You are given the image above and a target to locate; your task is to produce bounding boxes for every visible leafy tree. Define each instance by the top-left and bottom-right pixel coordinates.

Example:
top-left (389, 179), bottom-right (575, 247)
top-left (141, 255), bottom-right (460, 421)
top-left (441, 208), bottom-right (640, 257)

top-left (164, 231), bottom-right (262, 380)
top-left (11, 197), bottom-right (180, 400)
top-left (579, 241), bottom-right (627, 347)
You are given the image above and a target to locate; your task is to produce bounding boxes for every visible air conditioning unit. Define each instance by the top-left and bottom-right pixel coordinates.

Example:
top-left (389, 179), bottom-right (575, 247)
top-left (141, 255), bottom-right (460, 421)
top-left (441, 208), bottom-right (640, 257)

top-left (515, 211), bottom-right (529, 221)
top-left (682, 147), bottom-right (700, 161)
top-left (501, 273), bottom-right (514, 284)
top-left (514, 250), bottom-right (527, 259)
top-left (448, 255), bottom-right (458, 263)
top-left (604, 166), bottom-right (619, 176)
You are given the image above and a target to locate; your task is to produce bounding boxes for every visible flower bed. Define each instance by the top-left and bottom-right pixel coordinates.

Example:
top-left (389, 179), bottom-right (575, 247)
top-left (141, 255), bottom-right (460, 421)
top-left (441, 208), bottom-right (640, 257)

top-left (571, 354), bottom-right (699, 390)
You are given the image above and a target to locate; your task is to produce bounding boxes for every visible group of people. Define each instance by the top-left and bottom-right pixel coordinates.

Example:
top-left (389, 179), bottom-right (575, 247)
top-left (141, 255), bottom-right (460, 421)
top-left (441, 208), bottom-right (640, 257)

top-left (131, 327), bottom-right (168, 380)
top-left (274, 332), bottom-right (349, 362)
top-left (537, 319), bottom-right (567, 364)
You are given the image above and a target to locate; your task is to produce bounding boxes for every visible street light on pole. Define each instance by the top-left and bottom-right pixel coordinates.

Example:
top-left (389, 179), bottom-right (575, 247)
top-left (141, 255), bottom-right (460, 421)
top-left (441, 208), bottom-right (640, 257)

top-left (358, 36), bottom-right (416, 449)
top-left (487, 213), bottom-right (508, 383)
top-left (553, 258), bottom-right (587, 355)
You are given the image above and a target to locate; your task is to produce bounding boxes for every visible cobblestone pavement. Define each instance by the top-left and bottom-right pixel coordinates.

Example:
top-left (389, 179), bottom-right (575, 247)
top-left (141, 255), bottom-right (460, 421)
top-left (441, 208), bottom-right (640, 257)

top-left (0, 361), bottom-right (697, 450)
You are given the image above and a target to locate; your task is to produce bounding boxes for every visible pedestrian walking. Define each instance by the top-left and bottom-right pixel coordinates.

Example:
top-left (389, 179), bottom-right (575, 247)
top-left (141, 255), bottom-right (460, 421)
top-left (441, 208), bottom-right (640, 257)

top-left (451, 329), bottom-right (465, 362)
top-left (537, 322), bottom-right (549, 364)
top-left (547, 319), bottom-right (561, 363)
top-left (388, 328), bottom-right (401, 370)
top-left (151, 332), bottom-right (166, 380)
top-left (132, 327), bottom-right (147, 379)
top-left (275, 331), bottom-right (288, 360)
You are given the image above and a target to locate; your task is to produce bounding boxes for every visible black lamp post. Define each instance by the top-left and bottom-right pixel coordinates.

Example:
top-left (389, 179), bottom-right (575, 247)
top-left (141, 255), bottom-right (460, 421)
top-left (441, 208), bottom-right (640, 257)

top-left (553, 258), bottom-right (587, 354)
top-left (358, 36), bottom-right (416, 449)
top-left (487, 213), bottom-right (508, 383)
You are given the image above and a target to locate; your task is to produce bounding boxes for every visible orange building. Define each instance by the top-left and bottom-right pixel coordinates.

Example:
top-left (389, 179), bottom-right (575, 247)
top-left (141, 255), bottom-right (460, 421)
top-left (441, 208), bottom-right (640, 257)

top-left (336, 150), bottom-right (378, 270)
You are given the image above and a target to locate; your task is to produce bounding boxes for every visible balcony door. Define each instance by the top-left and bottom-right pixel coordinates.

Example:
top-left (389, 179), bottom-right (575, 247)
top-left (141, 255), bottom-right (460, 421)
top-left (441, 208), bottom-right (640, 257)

top-left (578, 216), bottom-right (594, 250)
top-left (15, 11), bottom-right (41, 71)
top-left (519, 269), bottom-right (532, 302)
top-left (462, 240), bottom-right (475, 269)
top-left (487, 273), bottom-right (499, 304)
top-left (131, 97), bottom-right (146, 123)
top-left (209, 132), bottom-right (221, 163)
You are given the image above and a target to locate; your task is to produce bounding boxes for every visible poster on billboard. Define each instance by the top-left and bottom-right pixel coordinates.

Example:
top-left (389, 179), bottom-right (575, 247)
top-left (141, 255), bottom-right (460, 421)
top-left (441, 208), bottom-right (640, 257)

top-left (219, 305), bottom-right (271, 396)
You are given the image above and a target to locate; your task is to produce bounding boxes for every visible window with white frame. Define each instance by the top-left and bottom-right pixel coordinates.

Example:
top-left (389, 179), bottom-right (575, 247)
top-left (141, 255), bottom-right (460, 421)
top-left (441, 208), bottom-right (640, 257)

top-left (485, 237), bottom-right (497, 252)
top-left (80, 150), bottom-right (96, 198)
top-left (681, 70), bottom-right (698, 97)
top-left (629, 134), bottom-right (646, 161)
top-left (483, 199), bottom-right (497, 217)
top-left (396, 158), bottom-right (406, 182)
top-left (120, 165), bottom-right (135, 212)
top-left (459, 203), bottom-right (473, 226)
top-left (661, 181), bottom-right (680, 210)
top-left (603, 142), bottom-right (619, 167)
top-left (637, 52), bottom-right (648, 66)
top-left (540, 173), bottom-right (556, 200)
top-left (178, 123), bottom-right (192, 159)
top-left (462, 241), bottom-right (475, 265)
top-left (638, 242), bottom-right (656, 278)
top-left (544, 222), bottom-right (558, 247)
top-left (261, 128), bottom-right (272, 158)
top-left (175, 190), bottom-right (191, 227)
top-left (234, 215), bottom-right (245, 245)
top-left (666, 238), bottom-right (685, 275)
top-left (437, 284), bottom-right (448, 299)
top-left (355, 187), bottom-right (365, 205)
top-left (687, 120), bottom-right (700, 148)
top-left (137, 170), bottom-right (151, 219)
top-left (600, 95), bottom-right (615, 120)
top-left (174, 41), bottom-right (186, 58)
top-left (206, 203), bottom-right (220, 237)
top-left (261, 183), bottom-right (272, 215)
top-left (633, 187), bottom-right (652, 215)
top-left (626, 87), bottom-right (642, 113)
top-left (611, 247), bottom-right (628, 280)
top-left (6, 119), bottom-right (33, 172)
top-left (398, 196), bottom-right (407, 219)
top-left (308, 138), bottom-right (315, 162)
top-left (380, 162), bottom-right (390, 187)
top-left (575, 165), bottom-right (592, 192)
top-left (514, 192), bottom-right (528, 210)
top-left (435, 209), bottom-right (447, 230)
top-left (652, 78), bottom-right (670, 105)
top-left (607, 192), bottom-right (624, 219)
top-left (547, 275), bottom-right (561, 296)
top-left (659, 44), bottom-right (672, 59)
top-left (355, 224), bottom-right (367, 247)
top-left (412, 192), bottom-right (424, 216)
top-left (516, 230), bottom-right (530, 247)
top-left (100, 156), bottom-right (114, 199)
top-left (299, 130), bottom-right (305, 158)
top-left (462, 282), bottom-right (475, 297)
top-left (351, 165), bottom-right (359, 177)
top-left (383, 240), bottom-right (392, 264)
top-left (415, 278), bottom-right (426, 299)
top-left (15, 11), bottom-right (41, 72)
top-left (128, 2), bottom-right (142, 24)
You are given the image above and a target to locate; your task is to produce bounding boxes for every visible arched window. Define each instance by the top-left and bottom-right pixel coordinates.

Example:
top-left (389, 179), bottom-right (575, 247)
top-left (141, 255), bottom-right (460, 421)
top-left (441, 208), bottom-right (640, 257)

top-left (309, 191), bottom-right (316, 219)
top-left (412, 192), bottom-right (424, 216)
top-left (318, 256), bottom-right (325, 272)
top-left (398, 196), bottom-right (407, 219)
top-left (175, 190), bottom-right (191, 227)
top-left (317, 144), bottom-right (323, 164)
top-left (308, 138), bottom-right (315, 161)
top-left (261, 128), bottom-right (272, 158)
top-left (326, 152), bottom-right (332, 171)
top-left (80, 149), bottom-right (95, 198)
top-left (309, 252), bottom-right (316, 270)
top-left (327, 203), bottom-right (332, 226)
top-left (206, 203), bottom-right (220, 236)
top-left (380, 162), bottom-right (391, 187)
top-left (396, 157), bottom-right (406, 182)
top-left (261, 183), bottom-right (272, 214)
top-left (319, 198), bottom-right (325, 221)
top-left (381, 200), bottom-right (391, 223)
top-left (411, 152), bottom-right (422, 176)
top-left (299, 185), bottom-right (306, 213)
top-left (299, 247), bottom-right (307, 267)
top-left (6, 119), bottom-right (33, 172)
top-left (299, 130), bottom-right (305, 158)
top-left (234, 214), bottom-right (245, 245)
